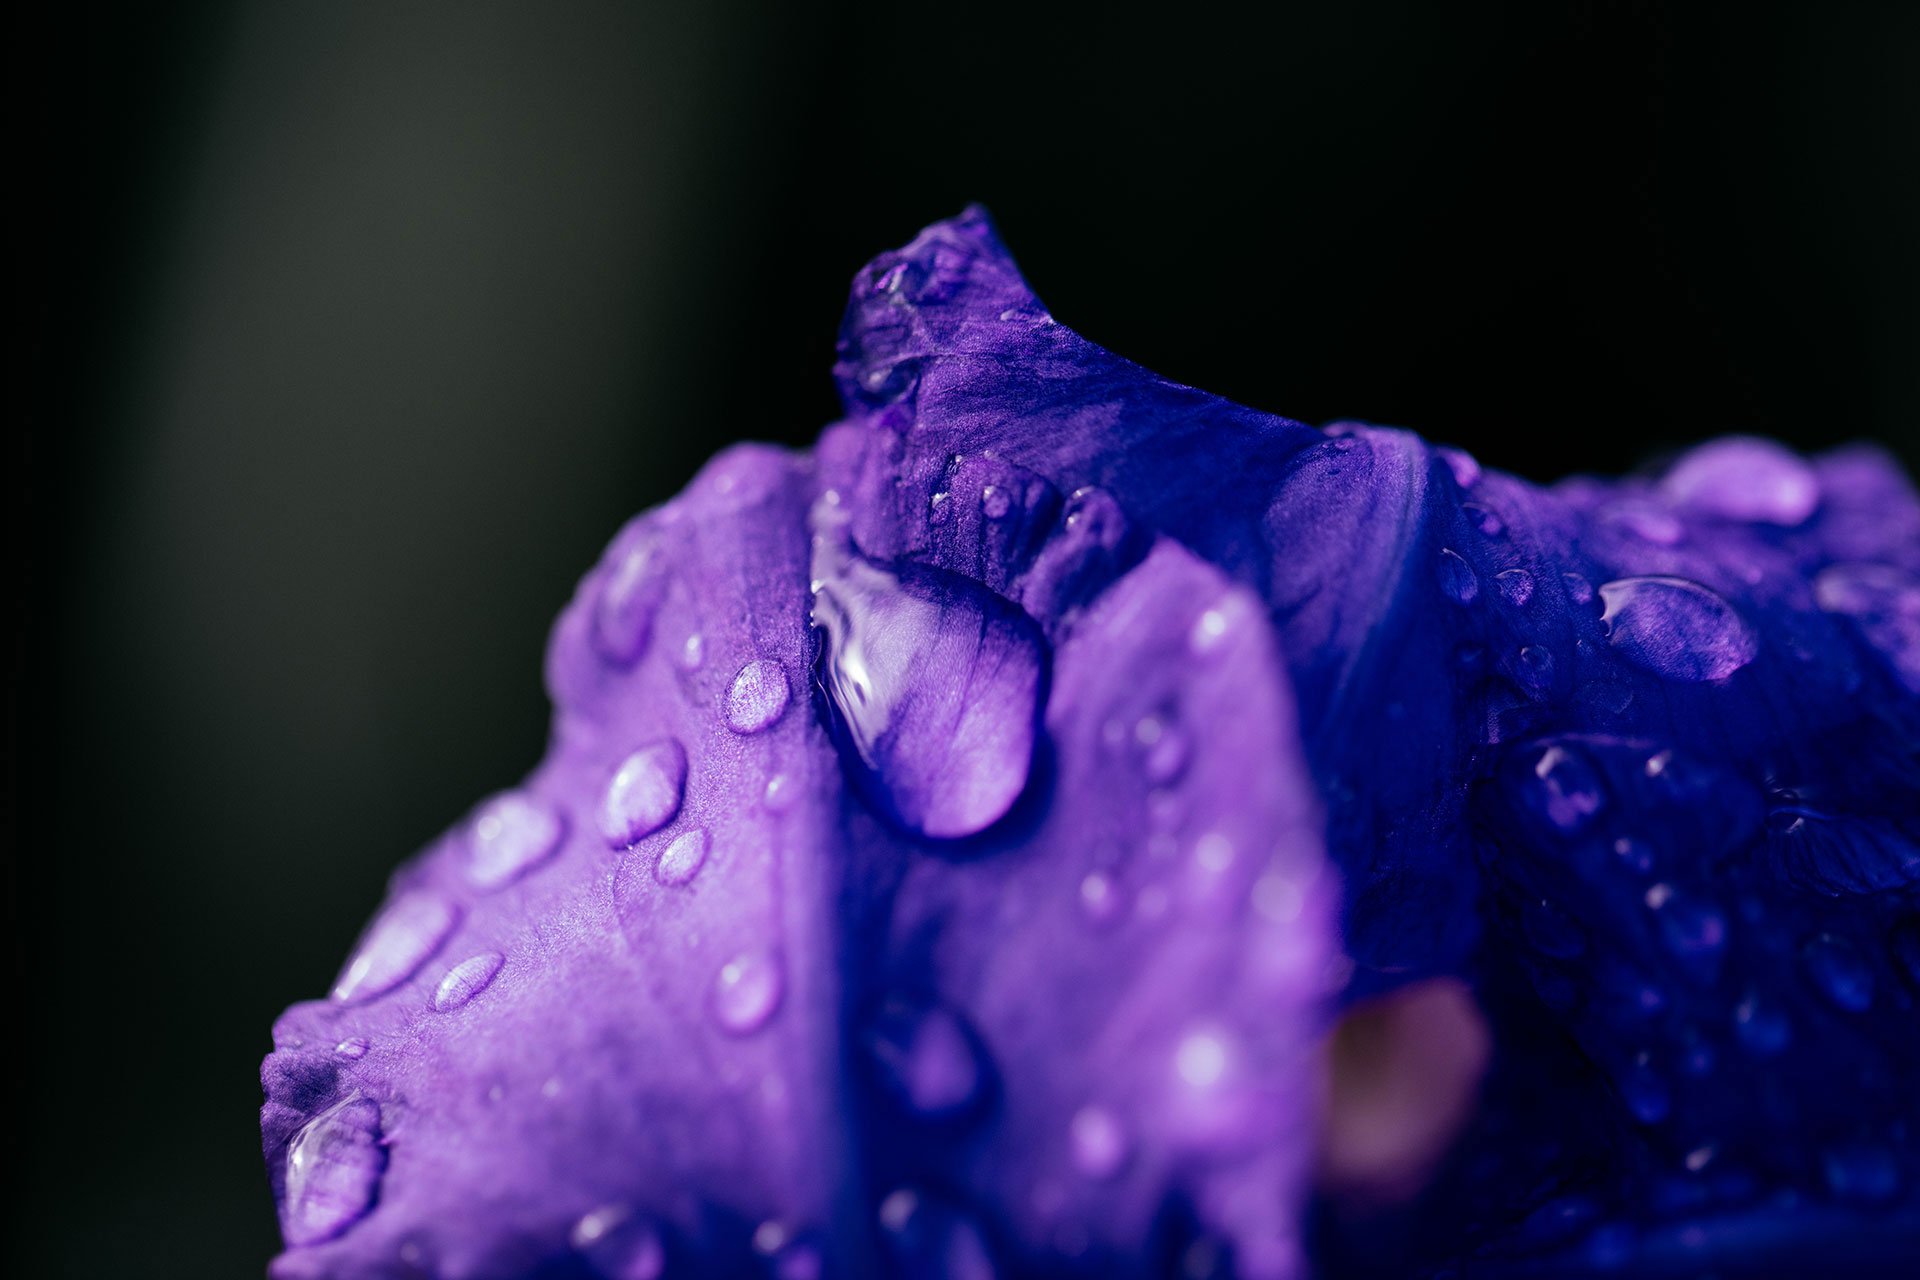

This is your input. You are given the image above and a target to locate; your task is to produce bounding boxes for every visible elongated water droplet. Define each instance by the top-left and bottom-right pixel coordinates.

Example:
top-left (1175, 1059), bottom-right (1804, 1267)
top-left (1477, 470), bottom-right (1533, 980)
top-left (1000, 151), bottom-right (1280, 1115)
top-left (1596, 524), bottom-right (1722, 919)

top-left (725, 659), bottom-right (790, 734)
top-left (593, 540), bottom-right (666, 665)
top-left (1663, 437), bottom-right (1819, 526)
top-left (433, 952), bottom-right (504, 1013)
top-left (334, 1037), bottom-right (369, 1060)
top-left (864, 1000), bottom-right (984, 1116)
top-left (811, 516), bottom-right (1043, 839)
top-left (713, 951), bottom-right (784, 1034)
top-left (1802, 933), bottom-right (1874, 1011)
top-left (332, 893), bottom-right (461, 1003)
top-left (1070, 1105), bottom-right (1130, 1180)
top-left (651, 827), bottom-right (709, 888)
top-left (466, 791), bottom-right (565, 891)
top-left (282, 1096), bottom-right (385, 1246)
top-left (1496, 569), bottom-right (1535, 607)
top-left (1599, 576), bottom-right (1758, 681)
top-left (1437, 548), bottom-right (1479, 604)
top-left (571, 1204), bottom-right (666, 1279)
top-left (600, 740), bottom-right (688, 847)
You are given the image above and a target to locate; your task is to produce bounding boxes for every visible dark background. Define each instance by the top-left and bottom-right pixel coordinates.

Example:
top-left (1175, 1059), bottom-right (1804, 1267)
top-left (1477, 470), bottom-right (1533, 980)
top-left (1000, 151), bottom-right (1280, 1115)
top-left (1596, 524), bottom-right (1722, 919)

top-left (12, 2), bottom-right (1916, 1275)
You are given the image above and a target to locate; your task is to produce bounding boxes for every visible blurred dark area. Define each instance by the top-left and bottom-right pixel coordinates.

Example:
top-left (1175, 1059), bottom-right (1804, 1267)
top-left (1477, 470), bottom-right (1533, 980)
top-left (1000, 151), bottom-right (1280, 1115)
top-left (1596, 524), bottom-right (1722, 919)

top-left (10, 1), bottom-right (1916, 1275)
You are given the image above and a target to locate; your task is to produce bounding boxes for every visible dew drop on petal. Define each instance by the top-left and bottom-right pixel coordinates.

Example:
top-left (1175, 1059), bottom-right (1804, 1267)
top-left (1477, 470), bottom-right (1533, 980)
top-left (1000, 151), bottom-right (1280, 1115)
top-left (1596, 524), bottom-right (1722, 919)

top-left (1439, 446), bottom-right (1481, 489)
top-left (599, 741), bottom-right (688, 847)
top-left (432, 951), bottom-right (505, 1013)
top-left (1516, 644), bottom-right (1556, 695)
top-left (1495, 568), bottom-right (1535, 607)
top-left (331, 893), bottom-right (461, 1004)
top-left (282, 1096), bottom-right (385, 1247)
top-left (1562, 572), bottom-right (1595, 606)
top-left (726, 659), bottom-right (791, 734)
top-left (980, 484), bottom-right (1012, 519)
top-left (1437, 549), bottom-right (1479, 605)
top-left (1079, 870), bottom-right (1124, 925)
top-left (1733, 990), bottom-right (1791, 1057)
top-left (1530, 744), bottom-right (1606, 835)
top-left (1069, 1105), bottom-right (1130, 1180)
top-left (864, 1000), bottom-right (984, 1117)
top-left (1599, 576), bottom-right (1758, 682)
top-left (713, 951), bottom-right (784, 1034)
top-left (592, 541), bottom-right (666, 666)
top-left (466, 791), bottom-right (565, 891)
top-left (333, 1037), bottom-right (368, 1060)
top-left (1802, 933), bottom-right (1874, 1011)
top-left (654, 827), bottom-right (710, 888)
top-left (571, 1205), bottom-right (665, 1280)
top-left (1663, 437), bottom-right (1820, 526)
top-left (1464, 502), bottom-right (1506, 537)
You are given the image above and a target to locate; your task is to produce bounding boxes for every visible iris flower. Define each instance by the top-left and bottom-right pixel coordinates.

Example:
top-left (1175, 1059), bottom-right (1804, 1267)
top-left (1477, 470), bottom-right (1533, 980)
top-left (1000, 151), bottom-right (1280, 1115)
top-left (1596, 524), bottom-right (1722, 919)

top-left (263, 209), bottom-right (1919, 1278)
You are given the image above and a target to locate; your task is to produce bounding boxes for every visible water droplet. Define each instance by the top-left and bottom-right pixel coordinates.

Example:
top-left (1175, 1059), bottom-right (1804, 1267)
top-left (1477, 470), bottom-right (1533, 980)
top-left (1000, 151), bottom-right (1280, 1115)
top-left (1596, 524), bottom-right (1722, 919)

top-left (433, 951), bottom-right (505, 1013)
top-left (1621, 1056), bottom-right (1670, 1123)
top-left (1523, 897), bottom-right (1587, 958)
top-left (281, 1096), bottom-right (385, 1246)
top-left (980, 484), bottom-right (1012, 519)
top-left (334, 1037), bottom-right (369, 1060)
top-left (1190, 604), bottom-right (1232, 655)
top-left (1070, 1105), bottom-right (1129, 1180)
top-left (678, 632), bottom-right (706, 671)
top-left (1605, 501), bottom-right (1684, 546)
top-left (811, 520), bottom-right (1044, 839)
top-left (571, 1205), bottom-right (665, 1280)
top-left (725, 659), bottom-right (790, 734)
top-left (466, 791), bottom-right (565, 891)
top-left (1823, 1142), bottom-right (1901, 1204)
top-left (1439, 446), bottom-right (1481, 489)
top-left (1494, 568), bottom-right (1535, 607)
top-left (1175, 1030), bottom-right (1229, 1088)
top-left (1138, 718), bottom-right (1190, 784)
top-left (1437, 549), bottom-right (1479, 604)
top-left (331, 893), bottom-right (461, 1003)
top-left (1464, 502), bottom-right (1506, 537)
top-left (1599, 577), bottom-right (1758, 681)
top-left (1733, 991), bottom-right (1791, 1057)
top-left (1684, 1144), bottom-right (1716, 1173)
top-left (1612, 836), bottom-right (1655, 874)
top-left (593, 540), bottom-right (666, 666)
top-left (1079, 870), bottom-right (1124, 925)
top-left (713, 951), bottom-right (784, 1034)
top-left (599, 740), bottom-right (688, 847)
top-left (1562, 572), bottom-right (1595, 606)
top-left (1516, 644), bottom-right (1556, 695)
top-left (763, 773), bottom-right (794, 812)
top-left (1530, 744), bottom-right (1606, 835)
top-left (653, 827), bottom-right (709, 888)
top-left (1654, 892), bottom-right (1728, 960)
top-left (864, 1000), bottom-right (983, 1116)
top-left (1802, 933), bottom-right (1874, 1011)
top-left (1663, 437), bottom-right (1820, 526)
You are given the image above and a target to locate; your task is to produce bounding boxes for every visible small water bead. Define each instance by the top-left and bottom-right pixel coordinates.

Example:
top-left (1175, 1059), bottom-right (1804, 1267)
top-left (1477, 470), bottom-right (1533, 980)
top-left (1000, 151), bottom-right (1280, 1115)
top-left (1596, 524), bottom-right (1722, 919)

top-left (1802, 933), bottom-right (1874, 1011)
top-left (1439, 446), bottom-right (1482, 489)
top-left (281, 1096), bottom-right (385, 1246)
top-left (678, 632), bottom-right (706, 671)
top-left (334, 1037), bottom-right (369, 1060)
top-left (1606, 501), bottom-right (1685, 546)
top-left (1654, 892), bottom-right (1728, 960)
top-left (1684, 1145), bottom-right (1717, 1174)
top-left (725, 659), bottom-right (791, 734)
top-left (1079, 871), bottom-right (1124, 925)
top-left (1495, 569), bottom-right (1535, 607)
top-left (980, 484), bottom-right (1012, 519)
top-left (810, 524), bottom-right (1044, 840)
top-left (592, 540), bottom-right (666, 665)
top-left (763, 773), bottom-right (794, 812)
top-left (1562, 572), bottom-right (1596, 607)
top-left (1190, 604), bottom-right (1232, 655)
top-left (466, 791), bottom-right (565, 891)
top-left (864, 1001), bottom-right (983, 1116)
top-left (1516, 644), bottom-right (1556, 695)
top-left (654, 827), bottom-right (709, 887)
top-left (1437, 549), bottom-right (1479, 604)
top-left (600, 740), bottom-right (688, 847)
top-left (331, 893), bottom-right (461, 1004)
top-left (433, 952), bottom-right (505, 1013)
top-left (713, 951), bottom-right (784, 1034)
top-left (1069, 1105), bottom-right (1130, 1180)
top-left (1599, 576), bottom-right (1759, 682)
top-left (1532, 744), bottom-right (1606, 835)
top-left (1463, 502), bottom-right (1506, 537)
top-left (571, 1205), bottom-right (665, 1280)
top-left (1733, 991), bottom-right (1791, 1057)
top-left (1663, 436), bottom-right (1820, 527)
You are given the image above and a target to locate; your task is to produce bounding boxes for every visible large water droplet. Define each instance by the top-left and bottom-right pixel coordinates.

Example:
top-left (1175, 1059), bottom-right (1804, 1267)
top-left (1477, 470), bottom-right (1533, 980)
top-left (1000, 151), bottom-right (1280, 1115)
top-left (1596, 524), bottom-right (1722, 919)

top-left (599, 740), bottom-right (688, 847)
top-left (332, 893), bottom-right (461, 1003)
top-left (282, 1096), bottom-right (385, 1246)
top-left (593, 540), bottom-right (666, 665)
top-left (1663, 437), bottom-right (1820, 527)
top-left (811, 522), bottom-right (1044, 840)
top-left (726, 659), bottom-right (791, 733)
top-left (1599, 576), bottom-right (1758, 681)
top-left (713, 951), bottom-right (784, 1034)
top-left (864, 1000), bottom-right (984, 1117)
top-left (1069, 1105), bottom-right (1130, 1180)
top-left (1802, 933), bottom-right (1874, 1011)
top-left (653, 827), bottom-right (709, 888)
top-left (571, 1204), bottom-right (666, 1279)
top-left (432, 951), bottom-right (504, 1013)
top-left (466, 791), bottom-right (565, 891)
top-left (1437, 548), bottom-right (1479, 604)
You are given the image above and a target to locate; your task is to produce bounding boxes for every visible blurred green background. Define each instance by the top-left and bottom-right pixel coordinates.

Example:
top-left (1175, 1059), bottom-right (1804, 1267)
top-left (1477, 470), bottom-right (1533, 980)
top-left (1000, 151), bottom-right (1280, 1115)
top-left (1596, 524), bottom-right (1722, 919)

top-left (13, 2), bottom-right (1916, 1275)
